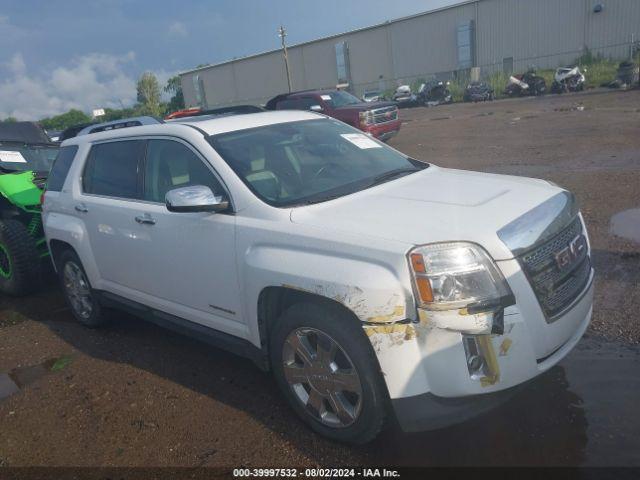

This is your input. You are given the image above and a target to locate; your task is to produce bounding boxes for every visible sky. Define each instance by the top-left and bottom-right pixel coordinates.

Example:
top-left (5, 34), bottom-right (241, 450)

top-left (0, 0), bottom-right (457, 120)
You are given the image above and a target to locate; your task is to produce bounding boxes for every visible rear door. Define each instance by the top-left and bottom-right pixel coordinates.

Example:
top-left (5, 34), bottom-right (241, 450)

top-left (76, 139), bottom-right (148, 290)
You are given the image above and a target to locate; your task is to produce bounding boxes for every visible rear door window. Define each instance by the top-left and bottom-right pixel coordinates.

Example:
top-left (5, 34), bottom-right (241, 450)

top-left (276, 98), bottom-right (301, 110)
top-left (47, 145), bottom-right (78, 191)
top-left (83, 140), bottom-right (145, 199)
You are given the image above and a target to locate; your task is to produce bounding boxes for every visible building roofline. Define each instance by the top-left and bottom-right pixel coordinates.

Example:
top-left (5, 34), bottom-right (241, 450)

top-left (179, 0), bottom-right (478, 77)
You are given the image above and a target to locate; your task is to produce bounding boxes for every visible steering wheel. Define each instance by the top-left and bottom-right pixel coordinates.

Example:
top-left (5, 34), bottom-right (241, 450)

top-left (312, 162), bottom-right (349, 181)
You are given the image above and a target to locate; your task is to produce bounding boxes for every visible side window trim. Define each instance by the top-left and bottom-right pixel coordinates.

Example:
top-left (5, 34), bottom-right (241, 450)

top-left (139, 136), bottom-right (235, 212)
top-left (79, 135), bottom-right (234, 212)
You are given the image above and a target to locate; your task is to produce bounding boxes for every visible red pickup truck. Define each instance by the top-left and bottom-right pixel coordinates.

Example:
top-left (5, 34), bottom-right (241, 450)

top-left (265, 90), bottom-right (401, 142)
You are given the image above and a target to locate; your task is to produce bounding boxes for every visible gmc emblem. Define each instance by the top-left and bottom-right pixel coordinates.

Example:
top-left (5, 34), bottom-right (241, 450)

top-left (555, 235), bottom-right (587, 270)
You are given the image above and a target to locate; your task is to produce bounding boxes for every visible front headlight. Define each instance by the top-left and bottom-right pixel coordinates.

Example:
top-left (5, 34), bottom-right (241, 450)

top-left (408, 242), bottom-right (512, 311)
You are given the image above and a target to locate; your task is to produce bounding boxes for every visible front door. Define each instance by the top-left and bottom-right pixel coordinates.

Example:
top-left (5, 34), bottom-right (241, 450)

top-left (131, 138), bottom-right (243, 337)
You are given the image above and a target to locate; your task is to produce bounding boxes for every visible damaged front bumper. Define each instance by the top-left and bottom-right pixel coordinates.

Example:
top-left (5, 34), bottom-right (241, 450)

top-left (392, 381), bottom-right (525, 432)
top-left (364, 273), bottom-right (594, 432)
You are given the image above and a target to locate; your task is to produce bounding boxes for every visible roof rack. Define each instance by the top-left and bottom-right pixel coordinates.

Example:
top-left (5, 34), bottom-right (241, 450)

top-left (76, 116), bottom-right (162, 137)
top-left (165, 105), bottom-right (264, 121)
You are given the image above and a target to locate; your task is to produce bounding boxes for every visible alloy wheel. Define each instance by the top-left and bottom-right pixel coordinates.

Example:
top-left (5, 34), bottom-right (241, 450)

top-left (63, 261), bottom-right (93, 319)
top-left (282, 327), bottom-right (363, 428)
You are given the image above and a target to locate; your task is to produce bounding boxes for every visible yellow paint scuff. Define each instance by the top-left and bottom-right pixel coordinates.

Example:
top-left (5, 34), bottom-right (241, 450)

top-left (366, 305), bottom-right (405, 323)
top-left (477, 335), bottom-right (500, 387)
top-left (417, 309), bottom-right (430, 325)
top-left (364, 323), bottom-right (417, 341)
top-left (499, 338), bottom-right (513, 356)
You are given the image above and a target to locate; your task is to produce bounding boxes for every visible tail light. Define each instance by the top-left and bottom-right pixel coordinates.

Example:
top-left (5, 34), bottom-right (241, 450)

top-left (40, 189), bottom-right (46, 206)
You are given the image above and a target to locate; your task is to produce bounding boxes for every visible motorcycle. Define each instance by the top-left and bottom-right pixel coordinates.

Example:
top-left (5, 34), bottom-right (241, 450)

top-left (417, 80), bottom-right (453, 106)
top-left (606, 61), bottom-right (639, 89)
top-left (463, 81), bottom-right (494, 102)
top-left (504, 69), bottom-right (547, 97)
top-left (551, 66), bottom-right (586, 93)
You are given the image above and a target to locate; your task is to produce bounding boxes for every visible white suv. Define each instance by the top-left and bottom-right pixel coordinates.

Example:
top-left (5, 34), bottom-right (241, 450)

top-left (43, 111), bottom-right (594, 443)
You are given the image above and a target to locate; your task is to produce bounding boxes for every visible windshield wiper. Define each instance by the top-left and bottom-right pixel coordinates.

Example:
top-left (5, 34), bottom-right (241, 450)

top-left (369, 167), bottom-right (420, 187)
top-left (303, 192), bottom-right (347, 205)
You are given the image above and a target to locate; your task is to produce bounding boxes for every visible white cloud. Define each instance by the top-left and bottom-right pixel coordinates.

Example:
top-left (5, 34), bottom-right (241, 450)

top-left (0, 51), bottom-right (173, 120)
top-left (7, 52), bottom-right (26, 75)
top-left (168, 21), bottom-right (188, 37)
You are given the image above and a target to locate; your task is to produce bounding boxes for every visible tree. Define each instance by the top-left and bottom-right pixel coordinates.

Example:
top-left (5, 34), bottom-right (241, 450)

top-left (0, 117), bottom-right (17, 123)
top-left (164, 75), bottom-right (185, 114)
top-left (39, 109), bottom-right (92, 131)
top-left (102, 107), bottom-right (139, 122)
top-left (136, 72), bottom-right (162, 117)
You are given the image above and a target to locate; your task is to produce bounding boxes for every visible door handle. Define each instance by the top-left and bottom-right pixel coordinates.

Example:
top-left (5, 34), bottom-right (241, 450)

top-left (135, 214), bottom-right (156, 225)
top-left (75, 204), bottom-right (89, 213)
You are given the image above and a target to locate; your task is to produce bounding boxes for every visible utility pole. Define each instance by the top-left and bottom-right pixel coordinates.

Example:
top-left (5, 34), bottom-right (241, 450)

top-left (278, 25), bottom-right (292, 93)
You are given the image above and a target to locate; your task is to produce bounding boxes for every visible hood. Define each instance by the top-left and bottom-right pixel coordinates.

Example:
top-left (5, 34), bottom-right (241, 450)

top-left (290, 166), bottom-right (563, 260)
top-left (334, 101), bottom-right (396, 112)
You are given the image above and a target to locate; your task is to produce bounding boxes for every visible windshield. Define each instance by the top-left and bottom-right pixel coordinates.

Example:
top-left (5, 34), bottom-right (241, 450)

top-left (325, 91), bottom-right (362, 108)
top-left (209, 119), bottom-right (426, 207)
top-left (0, 144), bottom-right (59, 173)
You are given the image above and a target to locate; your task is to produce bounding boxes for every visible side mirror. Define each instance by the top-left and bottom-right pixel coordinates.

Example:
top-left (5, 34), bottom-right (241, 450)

top-left (310, 105), bottom-right (323, 112)
top-left (165, 185), bottom-right (229, 213)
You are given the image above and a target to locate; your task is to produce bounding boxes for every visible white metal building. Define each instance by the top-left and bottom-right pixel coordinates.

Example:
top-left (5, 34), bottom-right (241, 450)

top-left (180, 0), bottom-right (640, 108)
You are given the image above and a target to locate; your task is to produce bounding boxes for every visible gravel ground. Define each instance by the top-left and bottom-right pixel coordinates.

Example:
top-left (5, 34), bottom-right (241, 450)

top-left (0, 88), bottom-right (639, 469)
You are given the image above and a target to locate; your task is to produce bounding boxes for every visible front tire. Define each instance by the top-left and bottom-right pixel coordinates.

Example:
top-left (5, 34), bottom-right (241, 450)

top-left (270, 302), bottom-right (387, 444)
top-left (57, 250), bottom-right (108, 328)
top-left (0, 219), bottom-right (41, 296)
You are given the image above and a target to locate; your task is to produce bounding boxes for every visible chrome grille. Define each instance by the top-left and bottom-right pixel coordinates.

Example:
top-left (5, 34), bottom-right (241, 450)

top-left (518, 217), bottom-right (592, 320)
top-left (371, 106), bottom-right (398, 124)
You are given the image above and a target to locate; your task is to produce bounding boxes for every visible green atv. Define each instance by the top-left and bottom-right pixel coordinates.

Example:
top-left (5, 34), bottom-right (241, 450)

top-left (0, 122), bottom-right (58, 295)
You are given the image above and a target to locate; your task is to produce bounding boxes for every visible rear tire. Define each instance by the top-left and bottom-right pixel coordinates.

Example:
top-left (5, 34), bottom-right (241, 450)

top-left (270, 302), bottom-right (387, 444)
top-left (57, 249), bottom-right (108, 328)
top-left (0, 219), bottom-right (41, 296)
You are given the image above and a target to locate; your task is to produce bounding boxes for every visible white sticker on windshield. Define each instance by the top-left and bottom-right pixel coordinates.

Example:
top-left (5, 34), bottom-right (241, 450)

top-left (0, 150), bottom-right (27, 163)
top-left (340, 133), bottom-right (382, 149)
top-left (320, 94), bottom-right (332, 101)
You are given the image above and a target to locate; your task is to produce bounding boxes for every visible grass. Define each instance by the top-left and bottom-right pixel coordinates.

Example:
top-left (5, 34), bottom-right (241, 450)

top-left (50, 355), bottom-right (73, 372)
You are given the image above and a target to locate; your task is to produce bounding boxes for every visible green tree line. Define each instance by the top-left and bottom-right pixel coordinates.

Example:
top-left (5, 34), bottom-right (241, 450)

top-left (1, 72), bottom-right (185, 130)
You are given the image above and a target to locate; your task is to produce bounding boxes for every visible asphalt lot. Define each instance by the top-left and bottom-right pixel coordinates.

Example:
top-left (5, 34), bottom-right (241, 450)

top-left (1, 89), bottom-right (639, 468)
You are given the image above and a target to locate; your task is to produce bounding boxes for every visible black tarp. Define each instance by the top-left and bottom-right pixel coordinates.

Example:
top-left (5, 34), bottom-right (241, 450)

top-left (0, 121), bottom-right (52, 144)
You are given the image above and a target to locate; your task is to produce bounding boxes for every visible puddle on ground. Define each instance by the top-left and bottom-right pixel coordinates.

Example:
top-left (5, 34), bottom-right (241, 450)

top-left (610, 208), bottom-right (640, 244)
top-left (367, 337), bottom-right (640, 466)
top-left (0, 356), bottom-right (72, 401)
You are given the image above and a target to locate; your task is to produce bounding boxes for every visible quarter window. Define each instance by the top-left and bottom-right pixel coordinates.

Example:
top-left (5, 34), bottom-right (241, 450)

top-left (143, 139), bottom-right (223, 203)
top-left (83, 140), bottom-right (145, 199)
top-left (47, 145), bottom-right (78, 192)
